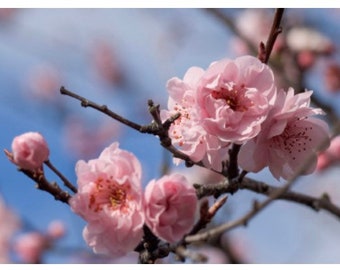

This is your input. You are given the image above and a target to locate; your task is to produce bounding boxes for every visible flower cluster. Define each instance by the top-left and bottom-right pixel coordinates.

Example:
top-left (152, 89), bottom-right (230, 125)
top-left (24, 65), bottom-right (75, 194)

top-left (6, 53), bottom-right (332, 262)
top-left (162, 55), bottom-right (330, 180)
top-left (69, 143), bottom-right (198, 258)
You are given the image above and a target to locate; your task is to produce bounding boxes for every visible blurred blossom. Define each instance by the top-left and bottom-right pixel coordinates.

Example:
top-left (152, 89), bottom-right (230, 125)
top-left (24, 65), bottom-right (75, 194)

top-left (26, 64), bottom-right (62, 104)
top-left (234, 9), bottom-right (283, 55)
top-left (324, 63), bottom-right (340, 93)
top-left (317, 136), bottom-right (340, 171)
top-left (221, 233), bottom-right (251, 263)
top-left (0, 8), bottom-right (17, 23)
top-left (63, 115), bottom-right (121, 159)
top-left (13, 220), bottom-right (66, 263)
top-left (296, 50), bottom-right (316, 69)
top-left (68, 251), bottom-right (139, 264)
top-left (0, 196), bottom-right (20, 263)
top-left (13, 232), bottom-right (49, 264)
top-left (192, 245), bottom-right (229, 264)
top-left (174, 166), bottom-right (225, 186)
top-left (8, 132), bottom-right (50, 171)
top-left (286, 27), bottom-right (334, 55)
top-left (144, 174), bottom-right (198, 243)
top-left (91, 40), bottom-right (123, 85)
top-left (46, 220), bottom-right (66, 240)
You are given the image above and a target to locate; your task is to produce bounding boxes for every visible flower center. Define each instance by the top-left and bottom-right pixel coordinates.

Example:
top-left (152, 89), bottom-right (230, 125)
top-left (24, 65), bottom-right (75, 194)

top-left (109, 188), bottom-right (126, 207)
top-left (88, 178), bottom-right (130, 213)
top-left (270, 120), bottom-right (313, 160)
top-left (211, 84), bottom-right (250, 112)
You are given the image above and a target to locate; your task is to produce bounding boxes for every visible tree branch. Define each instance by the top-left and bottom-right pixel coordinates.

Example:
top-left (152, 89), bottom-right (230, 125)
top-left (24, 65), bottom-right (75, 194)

top-left (20, 169), bottom-right (71, 204)
top-left (60, 86), bottom-right (143, 132)
top-left (260, 8), bottom-right (284, 64)
top-left (44, 160), bottom-right (77, 193)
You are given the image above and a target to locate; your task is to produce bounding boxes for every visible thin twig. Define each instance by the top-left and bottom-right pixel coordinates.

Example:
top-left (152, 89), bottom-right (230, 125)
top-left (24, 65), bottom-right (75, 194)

top-left (60, 86), bottom-right (143, 132)
top-left (241, 177), bottom-right (340, 218)
top-left (260, 8), bottom-right (284, 64)
top-left (44, 160), bottom-right (77, 193)
top-left (20, 169), bottom-right (71, 204)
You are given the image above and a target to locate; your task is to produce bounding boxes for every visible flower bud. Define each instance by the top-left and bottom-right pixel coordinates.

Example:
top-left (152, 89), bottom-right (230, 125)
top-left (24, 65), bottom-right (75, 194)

top-left (11, 132), bottom-right (49, 171)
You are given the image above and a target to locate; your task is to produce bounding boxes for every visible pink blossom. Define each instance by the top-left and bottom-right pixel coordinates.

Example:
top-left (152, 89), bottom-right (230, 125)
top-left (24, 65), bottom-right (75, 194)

top-left (47, 220), bottom-right (66, 240)
top-left (324, 63), bottom-right (340, 93)
top-left (286, 27), bottom-right (334, 55)
top-left (91, 40), bottom-right (122, 85)
top-left (13, 232), bottom-right (48, 263)
top-left (26, 64), bottom-right (62, 103)
top-left (197, 55), bottom-right (276, 144)
top-left (63, 115), bottom-right (121, 159)
top-left (144, 174), bottom-right (198, 243)
top-left (161, 67), bottom-right (230, 171)
top-left (0, 196), bottom-right (20, 263)
top-left (69, 142), bottom-right (144, 257)
top-left (10, 132), bottom-right (49, 171)
top-left (316, 136), bottom-right (340, 171)
top-left (238, 88), bottom-right (330, 180)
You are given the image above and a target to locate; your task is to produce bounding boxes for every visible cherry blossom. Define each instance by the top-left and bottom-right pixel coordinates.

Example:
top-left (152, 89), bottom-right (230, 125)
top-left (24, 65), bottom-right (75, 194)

top-left (144, 174), bottom-right (198, 243)
top-left (324, 63), bottom-right (340, 93)
top-left (197, 55), bottom-right (276, 144)
top-left (316, 136), bottom-right (340, 171)
top-left (161, 67), bottom-right (229, 171)
top-left (238, 88), bottom-right (330, 180)
top-left (69, 142), bottom-right (144, 258)
top-left (47, 220), bottom-right (66, 240)
top-left (9, 132), bottom-right (50, 171)
top-left (0, 196), bottom-right (20, 263)
top-left (13, 232), bottom-right (49, 264)
top-left (286, 27), bottom-right (334, 55)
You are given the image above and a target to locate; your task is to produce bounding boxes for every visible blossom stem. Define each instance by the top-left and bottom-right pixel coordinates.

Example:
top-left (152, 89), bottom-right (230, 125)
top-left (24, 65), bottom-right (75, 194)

top-left (44, 160), bottom-right (77, 193)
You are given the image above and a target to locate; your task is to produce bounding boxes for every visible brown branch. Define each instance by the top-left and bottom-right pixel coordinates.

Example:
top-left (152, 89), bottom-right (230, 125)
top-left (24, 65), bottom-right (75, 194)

top-left (44, 160), bottom-right (77, 193)
top-left (240, 177), bottom-right (340, 219)
top-left (60, 86), bottom-right (143, 132)
top-left (20, 169), bottom-right (71, 204)
top-left (259, 8), bottom-right (284, 64)
top-left (226, 144), bottom-right (241, 179)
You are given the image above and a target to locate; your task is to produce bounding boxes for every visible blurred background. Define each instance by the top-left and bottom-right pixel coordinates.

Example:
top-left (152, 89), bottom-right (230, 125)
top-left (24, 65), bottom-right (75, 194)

top-left (1, 8), bottom-right (340, 263)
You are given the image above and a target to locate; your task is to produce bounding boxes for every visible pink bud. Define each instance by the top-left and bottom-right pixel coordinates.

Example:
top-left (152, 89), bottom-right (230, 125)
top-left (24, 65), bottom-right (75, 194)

top-left (13, 232), bottom-right (48, 263)
top-left (144, 174), bottom-right (198, 243)
top-left (47, 220), bottom-right (66, 240)
top-left (10, 132), bottom-right (49, 171)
